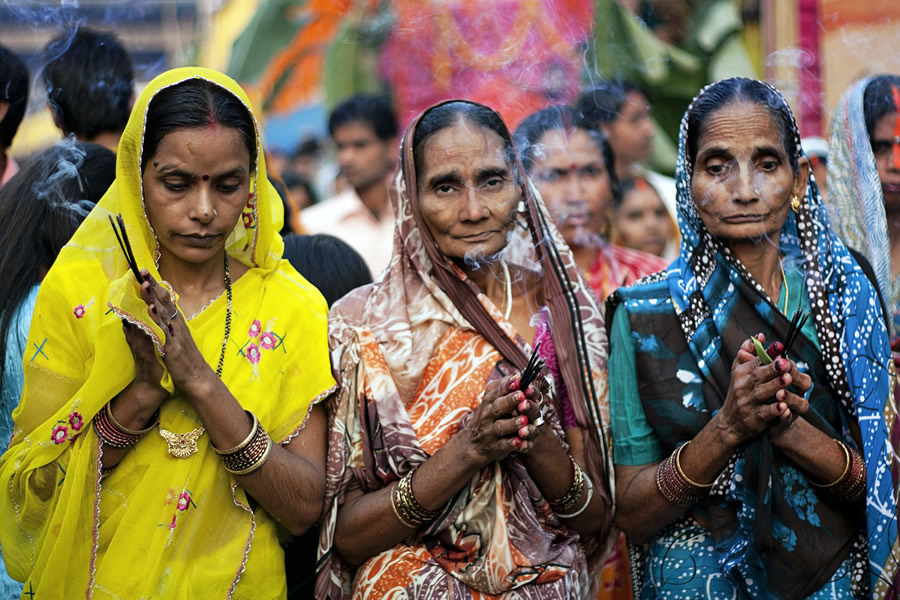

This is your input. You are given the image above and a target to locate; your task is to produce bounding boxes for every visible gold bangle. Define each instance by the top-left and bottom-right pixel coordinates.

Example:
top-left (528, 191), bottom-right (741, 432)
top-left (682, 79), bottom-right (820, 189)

top-left (675, 441), bottom-right (713, 488)
top-left (811, 439), bottom-right (851, 488)
top-left (390, 482), bottom-right (419, 528)
top-left (214, 411), bottom-right (258, 455)
top-left (224, 436), bottom-right (272, 476)
top-left (106, 402), bottom-right (157, 436)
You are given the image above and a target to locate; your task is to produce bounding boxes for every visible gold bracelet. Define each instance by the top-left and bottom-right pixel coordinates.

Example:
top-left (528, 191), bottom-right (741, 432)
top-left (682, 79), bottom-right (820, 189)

top-left (811, 439), bottom-right (851, 488)
top-left (675, 441), bottom-right (713, 488)
top-left (224, 436), bottom-right (273, 476)
top-left (106, 402), bottom-right (157, 436)
top-left (548, 454), bottom-right (586, 511)
top-left (213, 411), bottom-right (258, 455)
top-left (390, 482), bottom-right (419, 528)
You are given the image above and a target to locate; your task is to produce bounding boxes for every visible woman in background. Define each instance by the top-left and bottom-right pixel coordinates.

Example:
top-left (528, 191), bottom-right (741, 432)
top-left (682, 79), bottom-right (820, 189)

top-left (829, 73), bottom-right (900, 338)
top-left (0, 140), bottom-right (115, 597)
top-left (610, 175), bottom-right (677, 259)
top-left (515, 105), bottom-right (666, 301)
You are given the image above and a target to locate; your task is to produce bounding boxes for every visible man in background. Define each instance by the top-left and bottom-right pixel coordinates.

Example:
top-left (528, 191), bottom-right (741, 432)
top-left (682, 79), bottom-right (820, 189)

top-left (577, 80), bottom-right (677, 218)
top-left (43, 26), bottom-right (134, 151)
top-left (302, 94), bottom-right (397, 276)
top-left (0, 45), bottom-right (28, 187)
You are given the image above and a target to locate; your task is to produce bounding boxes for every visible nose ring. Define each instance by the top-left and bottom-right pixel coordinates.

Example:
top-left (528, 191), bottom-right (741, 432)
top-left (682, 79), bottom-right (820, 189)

top-left (213, 209), bottom-right (218, 218)
top-left (753, 188), bottom-right (760, 196)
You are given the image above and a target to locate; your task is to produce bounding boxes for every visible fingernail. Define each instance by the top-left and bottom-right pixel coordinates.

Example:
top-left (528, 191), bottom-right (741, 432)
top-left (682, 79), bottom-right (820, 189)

top-left (780, 374), bottom-right (789, 385)
top-left (518, 426), bottom-right (530, 438)
top-left (518, 400), bottom-right (529, 412)
top-left (141, 270), bottom-right (150, 280)
top-left (513, 438), bottom-right (522, 448)
top-left (518, 416), bottom-right (528, 426)
top-left (775, 358), bottom-right (786, 372)
top-left (508, 379), bottom-right (519, 391)
top-left (527, 385), bottom-right (535, 395)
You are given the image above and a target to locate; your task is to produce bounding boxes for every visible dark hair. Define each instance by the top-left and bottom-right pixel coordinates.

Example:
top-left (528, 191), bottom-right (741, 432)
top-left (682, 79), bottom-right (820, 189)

top-left (43, 26), bottom-right (134, 140)
top-left (686, 77), bottom-right (800, 174)
top-left (412, 101), bottom-right (517, 181)
top-left (281, 234), bottom-right (372, 307)
top-left (0, 45), bottom-right (29, 149)
top-left (615, 175), bottom-right (662, 209)
top-left (0, 141), bottom-right (116, 388)
top-left (328, 94), bottom-right (398, 141)
top-left (576, 79), bottom-right (648, 128)
top-left (282, 171), bottom-right (318, 205)
top-left (141, 78), bottom-right (257, 174)
top-left (513, 105), bottom-right (620, 200)
top-left (863, 74), bottom-right (900, 146)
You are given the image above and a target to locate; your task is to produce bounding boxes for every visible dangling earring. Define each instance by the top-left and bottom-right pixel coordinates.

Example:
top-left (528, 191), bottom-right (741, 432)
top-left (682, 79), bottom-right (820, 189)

top-left (517, 200), bottom-right (526, 214)
top-left (791, 194), bottom-right (801, 212)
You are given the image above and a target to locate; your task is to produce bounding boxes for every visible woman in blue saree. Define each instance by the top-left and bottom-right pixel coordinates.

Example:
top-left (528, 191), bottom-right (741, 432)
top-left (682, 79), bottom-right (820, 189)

top-left (608, 77), bottom-right (900, 598)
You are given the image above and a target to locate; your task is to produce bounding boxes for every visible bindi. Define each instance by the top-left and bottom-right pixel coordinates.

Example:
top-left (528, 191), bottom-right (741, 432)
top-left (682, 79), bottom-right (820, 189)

top-left (202, 174), bottom-right (210, 181)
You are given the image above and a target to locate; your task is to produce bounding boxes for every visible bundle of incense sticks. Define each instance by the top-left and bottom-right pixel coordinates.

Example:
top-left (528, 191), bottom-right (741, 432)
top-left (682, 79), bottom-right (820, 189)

top-left (782, 308), bottom-right (810, 359)
top-left (519, 342), bottom-right (546, 390)
top-left (109, 213), bottom-right (142, 283)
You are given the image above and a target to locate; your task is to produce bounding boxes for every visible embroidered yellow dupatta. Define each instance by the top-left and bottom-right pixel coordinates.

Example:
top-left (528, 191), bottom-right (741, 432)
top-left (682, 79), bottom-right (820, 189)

top-left (0, 68), bottom-right (335, 598)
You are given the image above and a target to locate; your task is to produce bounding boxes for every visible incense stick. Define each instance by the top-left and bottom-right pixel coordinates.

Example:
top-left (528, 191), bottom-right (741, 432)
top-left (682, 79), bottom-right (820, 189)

top-left (108, 213), bottom-right (142, 283)
top-left (520, 342), bottom-right (546, 390)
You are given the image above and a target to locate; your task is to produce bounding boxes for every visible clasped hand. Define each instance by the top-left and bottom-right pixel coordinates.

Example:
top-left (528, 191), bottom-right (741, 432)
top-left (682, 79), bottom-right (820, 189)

top-left (121, 269), bottom-right (213, 399)
top-left (462, 373), bottom-right (547, 468)
top-left (718, 333), bottom-right (812, 446)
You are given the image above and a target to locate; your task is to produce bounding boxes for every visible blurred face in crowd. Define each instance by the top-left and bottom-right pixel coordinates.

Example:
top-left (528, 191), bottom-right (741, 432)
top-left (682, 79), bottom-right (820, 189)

top-left (530, 127), bottom-right (613, 246)
top-left (691, 101), bottom-right (807, 244)
top-left (332, 121), bottom-right (394, 192)
top-left (605, 91), bottom-right (654, 167)
top-left (418, 119), bottom-right (520, 261)
top-left (612, 181), bottom-right (672, 257)
top-left (871, 112), bottom-right (900, 211)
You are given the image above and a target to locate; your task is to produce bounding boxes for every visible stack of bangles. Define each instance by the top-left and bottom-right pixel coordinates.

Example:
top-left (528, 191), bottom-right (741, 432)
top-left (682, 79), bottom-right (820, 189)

top-left (390, 467), bottom-right (441, 529)
top-left (656, 441), bottom-right (712, 506)
top-left (810, 439), bottom-right (866, 502)
top-left (550, 454), bottom-right (594, 519)
top-left (94, 402), bottom-right (158, 448)
top-left (213, 411), bottom-right (273, 476)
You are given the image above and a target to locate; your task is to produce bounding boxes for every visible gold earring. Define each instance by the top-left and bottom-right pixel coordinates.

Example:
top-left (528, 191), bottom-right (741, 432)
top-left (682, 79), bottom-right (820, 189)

top-left (791, 195), bottom-right (801, 212)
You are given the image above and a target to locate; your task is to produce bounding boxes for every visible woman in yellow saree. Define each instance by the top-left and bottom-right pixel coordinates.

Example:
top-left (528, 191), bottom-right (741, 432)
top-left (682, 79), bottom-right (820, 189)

top-left (0, 67), bottom-right (335, 598)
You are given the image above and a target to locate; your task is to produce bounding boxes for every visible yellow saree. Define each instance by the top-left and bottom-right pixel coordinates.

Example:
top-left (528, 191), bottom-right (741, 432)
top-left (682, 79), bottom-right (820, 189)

top-left (0, 68), bottom-right (335, 598)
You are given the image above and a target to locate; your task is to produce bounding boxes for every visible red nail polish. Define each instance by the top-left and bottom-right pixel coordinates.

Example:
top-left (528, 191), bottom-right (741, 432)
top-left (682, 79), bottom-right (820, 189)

top-left (518, 426), bottom-right (529, 438)
top-left (780, 374), bottom-right (788, 385)
top-left (513, 438), bottom-right (522, 448)
top-left (519, 416), bottom-right (528, 426)
top-left (518, 400), bottom-right (528, 412)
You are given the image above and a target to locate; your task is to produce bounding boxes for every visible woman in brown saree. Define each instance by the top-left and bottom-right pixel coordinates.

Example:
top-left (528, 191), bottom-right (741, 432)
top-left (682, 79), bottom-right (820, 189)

top-left (316, 100), bottom-right (622, 598)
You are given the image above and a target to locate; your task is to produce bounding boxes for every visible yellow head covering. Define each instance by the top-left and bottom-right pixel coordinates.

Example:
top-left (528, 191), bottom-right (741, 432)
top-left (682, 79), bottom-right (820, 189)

top-left (0, 67), bottom-right (334, 599)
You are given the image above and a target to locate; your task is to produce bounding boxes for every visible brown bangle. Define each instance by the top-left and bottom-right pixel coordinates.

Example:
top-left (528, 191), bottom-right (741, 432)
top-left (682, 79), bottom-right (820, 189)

top-left (219, 412), bottom-right (272, 476)
top-left (106, 402), bottom-right (157, 436)
top-left (655, 445), bottom-right (709, 506)
top-left (94, 405), bottom-right (142, 448)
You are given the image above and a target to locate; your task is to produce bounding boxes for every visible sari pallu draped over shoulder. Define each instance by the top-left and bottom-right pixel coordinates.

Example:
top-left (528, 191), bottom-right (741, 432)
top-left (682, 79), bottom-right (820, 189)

top-left (0, 67), bottom-right (336, 599)
top-left (612, 78), bottom-right (900, 598)
top-left (317, 100), bottom-right (620, 599)
top-left (828, 76), bottom-right (900, 337)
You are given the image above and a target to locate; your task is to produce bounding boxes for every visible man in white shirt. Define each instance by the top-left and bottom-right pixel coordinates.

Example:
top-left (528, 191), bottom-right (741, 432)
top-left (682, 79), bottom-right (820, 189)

top-left (302, 95), bottom-right (398, 276)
